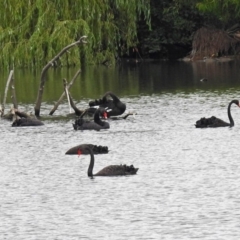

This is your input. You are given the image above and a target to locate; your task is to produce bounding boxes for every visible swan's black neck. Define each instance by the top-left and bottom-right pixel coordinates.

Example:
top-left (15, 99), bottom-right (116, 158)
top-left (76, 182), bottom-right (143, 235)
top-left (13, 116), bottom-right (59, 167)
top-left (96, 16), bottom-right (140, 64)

top-left (228, 100), bottom-right (238, 126)
top-left (94, 108), bottom-right (106, 126)
top-left (103, 92), bottom-right (120, 103)
top-left (87, 147), bottom-right (94, 177)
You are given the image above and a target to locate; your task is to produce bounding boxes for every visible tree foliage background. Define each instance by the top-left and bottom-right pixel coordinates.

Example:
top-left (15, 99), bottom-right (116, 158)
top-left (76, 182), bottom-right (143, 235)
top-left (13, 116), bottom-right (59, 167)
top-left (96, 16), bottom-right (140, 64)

top-left (138, 0), bottom-right (203, 59)
top-left (0, 0), bottom-right (150, 68)
top-left (1, 0), bottom-right (240, 68)
top-left (139, 0), bottom-right (240, 59)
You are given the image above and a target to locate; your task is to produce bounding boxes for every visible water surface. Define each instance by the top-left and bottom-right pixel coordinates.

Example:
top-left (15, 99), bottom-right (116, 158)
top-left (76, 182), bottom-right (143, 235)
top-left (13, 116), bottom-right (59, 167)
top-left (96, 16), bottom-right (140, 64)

top-left (1, 60), bottom-right (240, 239)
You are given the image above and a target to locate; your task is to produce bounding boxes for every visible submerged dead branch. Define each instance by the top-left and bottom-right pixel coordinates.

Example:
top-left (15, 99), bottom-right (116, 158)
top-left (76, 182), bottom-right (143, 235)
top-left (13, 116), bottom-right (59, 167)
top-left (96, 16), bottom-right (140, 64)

top-left (11, 78), bottom-right (18, 109)
top-left (1, 107), bottom-right (15, 120)
top-left (63, 84), bottom-right (84, 116)
top-left (2, 70), bottom-right (14, 116)
top-left (14, 109), bottom-right (32, 119)
top-left (34, 36), bottom-right (87, 117)
top-left (49, 69), bottom-right (81, 115)
top-left (64, 79), bottom-right (72, 114)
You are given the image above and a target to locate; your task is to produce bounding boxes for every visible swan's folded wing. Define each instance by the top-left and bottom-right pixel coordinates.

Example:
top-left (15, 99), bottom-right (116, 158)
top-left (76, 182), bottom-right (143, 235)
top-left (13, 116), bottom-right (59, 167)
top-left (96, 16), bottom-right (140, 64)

top-left (209, 117), bottom-right (230, 127)
top-left (95, 165), bottom-right (138, 176)
top-left (12, 118), bottom-right (44, 127)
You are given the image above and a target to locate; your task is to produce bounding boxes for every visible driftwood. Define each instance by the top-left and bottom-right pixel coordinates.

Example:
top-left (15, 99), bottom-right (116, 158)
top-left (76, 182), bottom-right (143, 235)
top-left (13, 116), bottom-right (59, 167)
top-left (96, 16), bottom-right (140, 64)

top-left (49, 70), bottom-right (81, 115)
top-left (63, 85), bottom-right (97, 118)
top-left (2, 70), bottom-right (14, 116)
top-left (14, 109), bottom-right (33, 119)
top-left (1, 108), bottom-right (15, 120)
top-left (34, 36), bottom-right (87, 117)
top-left (109, 112), bottom-right (137, 120)
top-left (1, 70), bottom-right (18, 119)
top-left (4, 109), bottom-right (35, 121)
top-left (64, 79), bottom-right (72, 114)
top-left (11, 81), bottom-right (18, 110)
top-left (63, 83), bottom-right (84, 116)
top-left (122, 112), bottom-right (135, 119)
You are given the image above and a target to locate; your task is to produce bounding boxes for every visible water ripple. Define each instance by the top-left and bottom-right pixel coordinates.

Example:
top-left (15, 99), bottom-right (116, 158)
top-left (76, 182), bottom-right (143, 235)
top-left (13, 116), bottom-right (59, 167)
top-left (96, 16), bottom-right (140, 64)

top-left (1, 91), bottom-right (240, 239)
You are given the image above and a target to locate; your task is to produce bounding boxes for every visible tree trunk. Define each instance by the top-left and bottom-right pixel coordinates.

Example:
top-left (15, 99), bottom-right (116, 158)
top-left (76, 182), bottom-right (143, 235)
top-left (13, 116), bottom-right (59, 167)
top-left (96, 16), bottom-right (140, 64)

top-left (34, 36), bottom-right (87, 117)
top-left (49, 69), bottom-right (81, 115)
top-left (63, 85), bottom-right (84, 116)
top-left (11, 76), bottom-right (18, 109)
top-left (2, 70), bottom-right (14, 116)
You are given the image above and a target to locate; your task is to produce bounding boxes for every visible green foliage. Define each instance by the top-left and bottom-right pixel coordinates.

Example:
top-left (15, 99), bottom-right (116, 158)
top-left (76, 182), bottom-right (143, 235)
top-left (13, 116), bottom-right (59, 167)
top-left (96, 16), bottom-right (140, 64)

top-left (0, 0), bottom-right (150, 68)
top-left (139, 0), bottom-right (203, 58)
top-left (196, 0), bottom-right (240, 26)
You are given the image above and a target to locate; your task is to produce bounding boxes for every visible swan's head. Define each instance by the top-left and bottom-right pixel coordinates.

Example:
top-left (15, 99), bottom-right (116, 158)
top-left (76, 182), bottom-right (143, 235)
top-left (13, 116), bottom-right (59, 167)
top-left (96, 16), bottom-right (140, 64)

top-left (103, 111), bottom-right (108, 119)
top-left (77, 148), bottom-right (82, 157)
top-left (98, 107), bottom-right (108, 119)
top-left (232, 100), bottom-right (240, 107)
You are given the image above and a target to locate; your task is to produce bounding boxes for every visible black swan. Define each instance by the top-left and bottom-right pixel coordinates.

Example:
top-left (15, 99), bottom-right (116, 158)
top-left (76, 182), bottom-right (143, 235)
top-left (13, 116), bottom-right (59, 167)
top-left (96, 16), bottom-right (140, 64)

top-left (65, 144), bottom-right (108, 155)
top-left (89, 91), bottom-right (126, 117)
top-left (83, 147), bottom-right (138, 177)
top-left (73, 107), bottom-right (109, 131)
top-left (195, 99), bottom-right (240, 128)
top-left (12, 118), bottom-right (44, 127)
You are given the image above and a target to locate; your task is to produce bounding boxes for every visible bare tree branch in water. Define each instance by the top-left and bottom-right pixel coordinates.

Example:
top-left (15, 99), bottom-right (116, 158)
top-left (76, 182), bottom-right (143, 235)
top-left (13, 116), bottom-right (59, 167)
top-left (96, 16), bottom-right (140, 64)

top-left (63, 80), bottom-right (84, 116)
top-left (49, 70), bottom-right (81, 115)
top-left (2, 70), bottom-right (14, 116)
top-left (34, 36), bottom-right (87, 117)
top-left (11, 77), bottom-right (18, 110)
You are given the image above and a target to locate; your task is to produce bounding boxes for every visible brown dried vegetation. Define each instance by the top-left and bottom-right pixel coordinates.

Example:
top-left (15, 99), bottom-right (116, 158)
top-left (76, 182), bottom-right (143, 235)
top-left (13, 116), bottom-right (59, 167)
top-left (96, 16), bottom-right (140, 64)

top-left (190, 26), bottom-right (240, 60)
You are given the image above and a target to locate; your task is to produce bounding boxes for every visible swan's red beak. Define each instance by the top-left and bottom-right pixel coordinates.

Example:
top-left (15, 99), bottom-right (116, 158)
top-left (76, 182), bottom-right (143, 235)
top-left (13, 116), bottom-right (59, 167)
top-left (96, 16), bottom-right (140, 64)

top-left (77, 149), bottom-right (82, 157)
top-left (103, 111), bottom-right (108, 119)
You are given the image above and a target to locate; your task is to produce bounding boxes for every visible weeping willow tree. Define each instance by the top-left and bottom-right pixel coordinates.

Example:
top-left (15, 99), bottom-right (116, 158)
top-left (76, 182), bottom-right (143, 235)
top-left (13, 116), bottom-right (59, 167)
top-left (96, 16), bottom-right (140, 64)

top-left (0, 0), bottom-right (150, 68)
top-left (196, 0), bottom-right (240, 25)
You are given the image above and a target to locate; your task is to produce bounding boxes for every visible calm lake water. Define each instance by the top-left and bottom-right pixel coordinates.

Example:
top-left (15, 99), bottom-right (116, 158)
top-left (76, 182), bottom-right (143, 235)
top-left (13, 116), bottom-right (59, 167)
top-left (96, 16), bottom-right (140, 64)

top-left (1, 59), bottom-right (240, 240)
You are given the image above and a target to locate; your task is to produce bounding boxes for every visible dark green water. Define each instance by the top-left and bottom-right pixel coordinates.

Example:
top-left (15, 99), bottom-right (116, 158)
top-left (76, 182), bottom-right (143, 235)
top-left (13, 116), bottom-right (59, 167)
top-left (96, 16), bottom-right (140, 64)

top-left (1, 59), bottom-right (240, 106)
